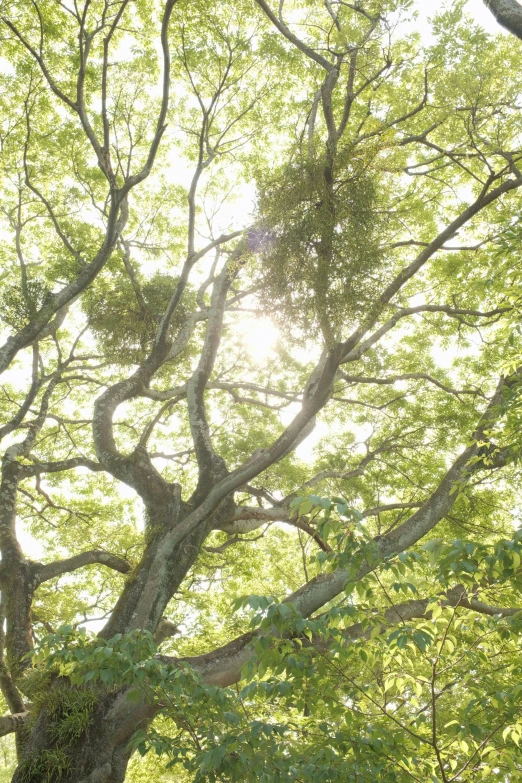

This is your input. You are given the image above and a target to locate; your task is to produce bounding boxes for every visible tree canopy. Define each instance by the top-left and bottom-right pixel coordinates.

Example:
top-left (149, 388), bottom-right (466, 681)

top-left (1, 0), bottom-right (522, 781)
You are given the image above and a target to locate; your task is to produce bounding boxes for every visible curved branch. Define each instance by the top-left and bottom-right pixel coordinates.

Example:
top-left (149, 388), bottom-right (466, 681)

top-left (22, 457), bottom-right (105, 477)
top-left (0, 346), bottom-right (42, 443)
top-left (0, 16), bottom-right (76, 109)
top-left (0, 198), bottom-right (128, 375)
top-left (122, 0), bottom-right (177, 192)
top-left (91, 229), bottom-right (239, 490)
top-left (0, 1), bottom-right (177, 375)
top-left (253, 0), bottom-right (335, 71)
top-left (35, 550), bottom-right (131, 585)
top-left (186, 262), bottom-right (235, 493)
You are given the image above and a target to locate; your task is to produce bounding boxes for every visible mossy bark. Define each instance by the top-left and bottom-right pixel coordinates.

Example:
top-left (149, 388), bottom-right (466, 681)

top-left (12, 687), bottom-right (152, 783)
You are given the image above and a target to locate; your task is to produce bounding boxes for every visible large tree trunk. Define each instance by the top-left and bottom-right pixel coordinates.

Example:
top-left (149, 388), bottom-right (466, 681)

top-left (11, 687), bottom-right (152, 783)
top-left (9, 501), bottom-right (215, 783)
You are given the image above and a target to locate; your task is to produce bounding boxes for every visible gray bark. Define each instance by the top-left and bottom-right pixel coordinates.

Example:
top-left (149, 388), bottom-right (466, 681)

top-left (485, 0), bottom-right (522, 39)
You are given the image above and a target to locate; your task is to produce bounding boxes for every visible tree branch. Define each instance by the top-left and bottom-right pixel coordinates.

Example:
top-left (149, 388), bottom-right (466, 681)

top-left (186, 262), bottom-right (237, 494)
top-left (339, 372), bottom-right (486, 399)
top-left (342, 304), bottom-right (512, 363)
top-left (361, 502), bottom-right (423, 518)
top-left (484, 0), bottom-right (522, 40)
top-left (0, 197), bottom-right (128, 375)
top-left (21, 457), bottom-right (105, 477)
top-left (0, 711), bottom-right (30, 738)
top-left (166, 586), bottom-right (522, 688)
top-left (35, 550), bottom-right (132, 585)
top-left (253, 0), bottom-right (335, 71)
top-left (339, 175), bottom-right (522, 363)
top-left (0, 1), bottom-right (177, 374)
top-left (122, 0), bottom-right (178, 192)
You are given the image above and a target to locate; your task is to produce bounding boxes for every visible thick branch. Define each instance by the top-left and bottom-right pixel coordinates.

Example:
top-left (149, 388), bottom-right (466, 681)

top-left (170, 587), bottom-right (521, 687)
top-left (485, 0), bottom-right (522, 40)
top-left (280, 373), bottom-right (516, 623)
top-left (0, 711), bottom-right (30, 738)
top-left (35, 551), bottom-right (131, 585)
top-left (186, 263), bottom-right (233, 491)
top-left (0, 598), bottom-right (25, 716)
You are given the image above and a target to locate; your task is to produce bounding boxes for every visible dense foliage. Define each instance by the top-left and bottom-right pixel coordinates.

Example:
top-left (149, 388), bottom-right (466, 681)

top-left (1, 0), bottom-right (522, 781)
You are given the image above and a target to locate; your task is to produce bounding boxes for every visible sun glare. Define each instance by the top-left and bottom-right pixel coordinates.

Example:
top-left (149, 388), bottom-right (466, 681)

top-left (239, 317), bottom-right (279, 361)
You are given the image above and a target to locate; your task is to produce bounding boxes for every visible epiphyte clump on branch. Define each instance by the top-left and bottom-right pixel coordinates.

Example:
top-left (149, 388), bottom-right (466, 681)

top-left (254, 150), bottom-right (386, 341)
top-left (83, 272), bottom-right (197, 365)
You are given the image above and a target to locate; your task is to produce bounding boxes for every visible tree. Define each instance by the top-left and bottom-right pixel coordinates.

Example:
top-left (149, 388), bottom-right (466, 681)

top-left (1, 0), bottom-right (522, 780)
